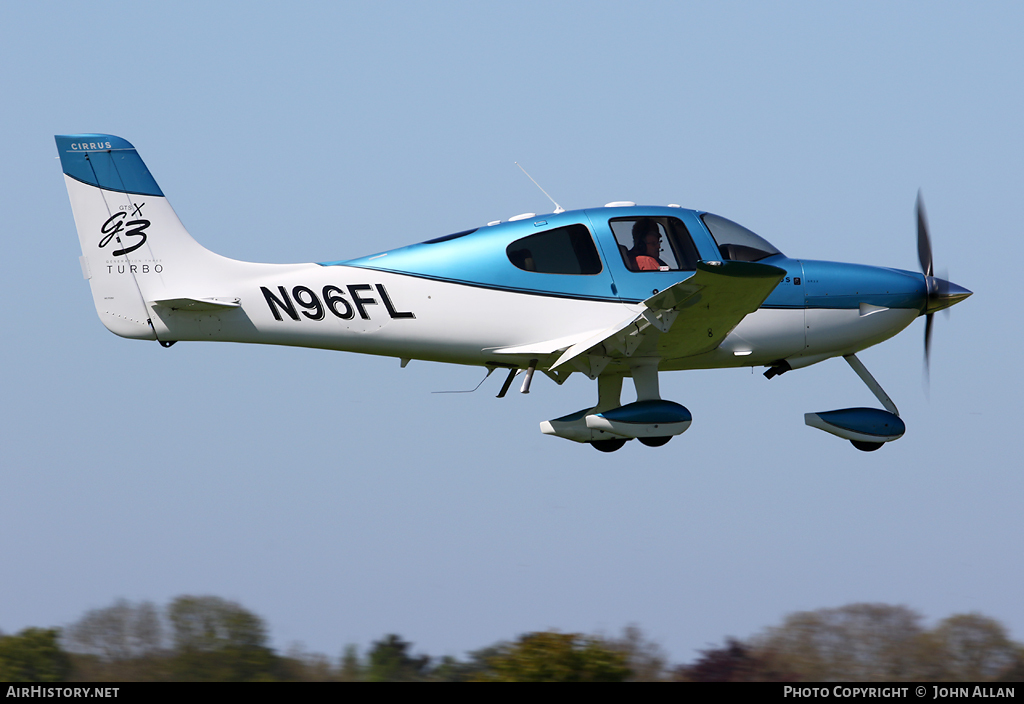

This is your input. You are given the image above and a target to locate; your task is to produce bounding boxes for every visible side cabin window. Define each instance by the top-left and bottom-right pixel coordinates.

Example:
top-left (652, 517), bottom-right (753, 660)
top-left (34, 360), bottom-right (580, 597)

top-left (701, 213), bottom-right (782, 262)
top-left (610, 217), bottom-right (700, 272)
top-left (506, 224), bottom-right (603, 275)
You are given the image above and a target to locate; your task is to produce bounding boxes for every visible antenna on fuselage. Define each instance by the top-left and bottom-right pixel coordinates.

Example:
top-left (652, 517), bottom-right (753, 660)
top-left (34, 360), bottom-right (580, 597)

top-left (515, 162), bottom-right (565, 214)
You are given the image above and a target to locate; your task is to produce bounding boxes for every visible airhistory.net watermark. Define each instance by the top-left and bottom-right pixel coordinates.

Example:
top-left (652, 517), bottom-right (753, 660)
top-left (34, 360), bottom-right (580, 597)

top-left (6, 688), bottom-right (118, 698)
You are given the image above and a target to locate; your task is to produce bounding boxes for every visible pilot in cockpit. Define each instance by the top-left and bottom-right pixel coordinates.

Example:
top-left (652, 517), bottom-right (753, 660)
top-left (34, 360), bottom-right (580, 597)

top-left (628, 219), bottom-right (668, 271)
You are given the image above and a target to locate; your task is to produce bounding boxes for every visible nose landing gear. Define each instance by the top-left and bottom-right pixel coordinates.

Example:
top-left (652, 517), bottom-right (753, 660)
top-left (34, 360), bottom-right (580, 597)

top-left (803, 354), bottom-right (905, 452)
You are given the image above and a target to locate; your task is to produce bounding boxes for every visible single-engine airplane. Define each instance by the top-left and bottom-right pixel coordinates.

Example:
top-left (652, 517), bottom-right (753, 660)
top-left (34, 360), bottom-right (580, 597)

top-left (57, 134), bottom-right (971, 452)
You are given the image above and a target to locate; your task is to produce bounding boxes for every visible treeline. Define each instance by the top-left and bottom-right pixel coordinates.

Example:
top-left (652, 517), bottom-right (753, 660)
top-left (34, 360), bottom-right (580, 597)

top-left (1, 598), bottom-right (1022, 682)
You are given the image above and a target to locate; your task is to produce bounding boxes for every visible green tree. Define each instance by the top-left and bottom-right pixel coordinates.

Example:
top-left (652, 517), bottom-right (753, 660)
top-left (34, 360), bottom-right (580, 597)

top-left (678, 638), bottom-right (794, 682)
top-left (478, 631), bottom-right (631, 682)
top-left (926, 614), bottom-right (1017, 681)
top-left (63, 599), bottom-right (165, 681)
top-left (429, 646), bottom-right (502, 682)
top-left (995, 647), bottom-right (1024, 683)
top-left (753, 604), bottom-right (927, 681)
top-left (365, 634), bottom-right (429, 682)
top-left (65, 598), bottom-right (163, 661)
top-left (0, 628), bottom-right (72, 682)
top-left (167, 595), bottom-right (279, 681)
top-left (278, 644), bottom-right (336, 681)
top-left (606, 625), bottom-right (667, 681)
top-left (338, 644), bottom-right (363, 681)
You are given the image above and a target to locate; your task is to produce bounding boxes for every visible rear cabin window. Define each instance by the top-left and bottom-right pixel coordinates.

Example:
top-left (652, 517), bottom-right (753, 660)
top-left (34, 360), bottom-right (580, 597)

top-left (609, 217), bottom-right (700, 272)
top-left (701, 213), bottom-right (781, 262)
top-left (506, 224), bottom-right (602, 275)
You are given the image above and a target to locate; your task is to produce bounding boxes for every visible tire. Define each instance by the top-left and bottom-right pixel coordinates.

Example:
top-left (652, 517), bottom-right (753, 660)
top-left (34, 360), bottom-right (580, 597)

top-left (591, 438), bottom-right (627, 453)
top-left (851, 440), bottom-right (884, 452)
top-left (639, 436), bottom-right (672, 447)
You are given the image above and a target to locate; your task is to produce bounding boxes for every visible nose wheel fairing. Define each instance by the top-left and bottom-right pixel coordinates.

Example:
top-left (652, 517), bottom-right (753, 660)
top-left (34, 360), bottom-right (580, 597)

top-left (803, 354), bottom-right (905, 451)
top-left (805, 408), bottom-right (906, 445)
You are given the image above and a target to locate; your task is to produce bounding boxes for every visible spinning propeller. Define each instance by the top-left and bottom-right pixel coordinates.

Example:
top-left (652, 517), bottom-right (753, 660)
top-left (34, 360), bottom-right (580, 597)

top-left (915, 191), bottom-right (972, 380)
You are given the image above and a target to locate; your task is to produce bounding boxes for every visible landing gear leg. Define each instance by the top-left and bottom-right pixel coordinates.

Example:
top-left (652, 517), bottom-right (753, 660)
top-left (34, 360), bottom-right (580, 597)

top-left (589, 374), bottom-right (628, 452)
top-left (632, 358), bottom-right (673, 447)
top-left (843, 354), bottom-right (899, 415)
top-left (594, 373), bottom-right (623, 413)
top-left (844, 354), bottom-right (899, 453)
top-left (630, 358), bottom-right (661, 402)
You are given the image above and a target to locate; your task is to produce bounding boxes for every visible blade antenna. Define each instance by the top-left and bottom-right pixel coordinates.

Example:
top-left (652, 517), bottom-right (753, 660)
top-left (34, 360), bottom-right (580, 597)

top-left (515, 162), bottom-right (565, 214)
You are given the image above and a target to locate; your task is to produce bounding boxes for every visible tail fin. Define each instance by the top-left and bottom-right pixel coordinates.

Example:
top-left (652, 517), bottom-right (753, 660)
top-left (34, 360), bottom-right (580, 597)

top-left (56, 134), bottom-right (227, 339)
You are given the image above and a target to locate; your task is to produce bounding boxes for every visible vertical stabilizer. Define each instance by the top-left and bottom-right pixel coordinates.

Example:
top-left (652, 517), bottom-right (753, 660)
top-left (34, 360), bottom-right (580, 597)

top-left (56, 134), bottom-right (224, 339)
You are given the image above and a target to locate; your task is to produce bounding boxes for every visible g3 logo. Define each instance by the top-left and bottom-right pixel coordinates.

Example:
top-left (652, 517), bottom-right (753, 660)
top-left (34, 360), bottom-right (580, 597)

top-left (99, 211), bottom-right (150, 256)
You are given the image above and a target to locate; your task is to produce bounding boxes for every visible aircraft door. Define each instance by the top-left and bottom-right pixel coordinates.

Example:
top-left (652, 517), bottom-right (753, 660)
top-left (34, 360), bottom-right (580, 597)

top-left (585, 210), bottom-right (710, 302)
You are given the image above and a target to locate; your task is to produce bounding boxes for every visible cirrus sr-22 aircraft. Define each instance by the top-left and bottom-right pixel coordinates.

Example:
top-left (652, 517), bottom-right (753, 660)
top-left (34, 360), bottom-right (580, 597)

top-left (56, 134), bottom-right (971, 452)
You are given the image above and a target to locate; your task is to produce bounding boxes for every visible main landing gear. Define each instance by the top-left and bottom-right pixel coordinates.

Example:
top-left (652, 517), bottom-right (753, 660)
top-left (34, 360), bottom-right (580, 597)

top-left (539, 360), bottom-right (692, 452)
top-left (801, 354), bottom-right (905, 452)
top-left (589, 429), bottom-right (680, 452)
top-left (592, 439), bottom-right (628, 453)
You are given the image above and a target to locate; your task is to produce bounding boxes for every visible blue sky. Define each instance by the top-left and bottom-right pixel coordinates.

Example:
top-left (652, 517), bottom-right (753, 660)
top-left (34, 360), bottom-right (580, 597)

top-left (1, 1), bottom-right (1021, 662)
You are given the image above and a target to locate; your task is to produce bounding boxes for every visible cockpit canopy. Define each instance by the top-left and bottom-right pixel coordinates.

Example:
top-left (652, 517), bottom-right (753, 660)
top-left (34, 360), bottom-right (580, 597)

top-left (333, 205), bottom-right (787, 304)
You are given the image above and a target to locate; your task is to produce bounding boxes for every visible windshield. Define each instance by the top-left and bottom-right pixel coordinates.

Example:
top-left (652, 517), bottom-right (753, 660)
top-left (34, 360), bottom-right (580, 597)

top-left (701, 213), bottom-right (782, 262)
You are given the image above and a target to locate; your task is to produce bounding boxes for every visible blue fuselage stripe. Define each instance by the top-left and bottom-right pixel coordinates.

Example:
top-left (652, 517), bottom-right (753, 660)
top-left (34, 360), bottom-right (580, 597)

top-left (323, 264), bottom-right (626, 303)
top-left (326, 264), bottom-right (921, 311)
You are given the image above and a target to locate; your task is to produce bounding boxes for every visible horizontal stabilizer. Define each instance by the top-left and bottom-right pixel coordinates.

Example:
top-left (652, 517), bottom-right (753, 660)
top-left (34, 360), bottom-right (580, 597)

top-left (150, 297), bottom-right (241, 311)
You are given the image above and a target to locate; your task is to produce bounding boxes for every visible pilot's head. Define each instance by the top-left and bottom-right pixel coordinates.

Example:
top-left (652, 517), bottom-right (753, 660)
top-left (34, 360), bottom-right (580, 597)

top-left (632, 219), bottom-right (662, 255)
